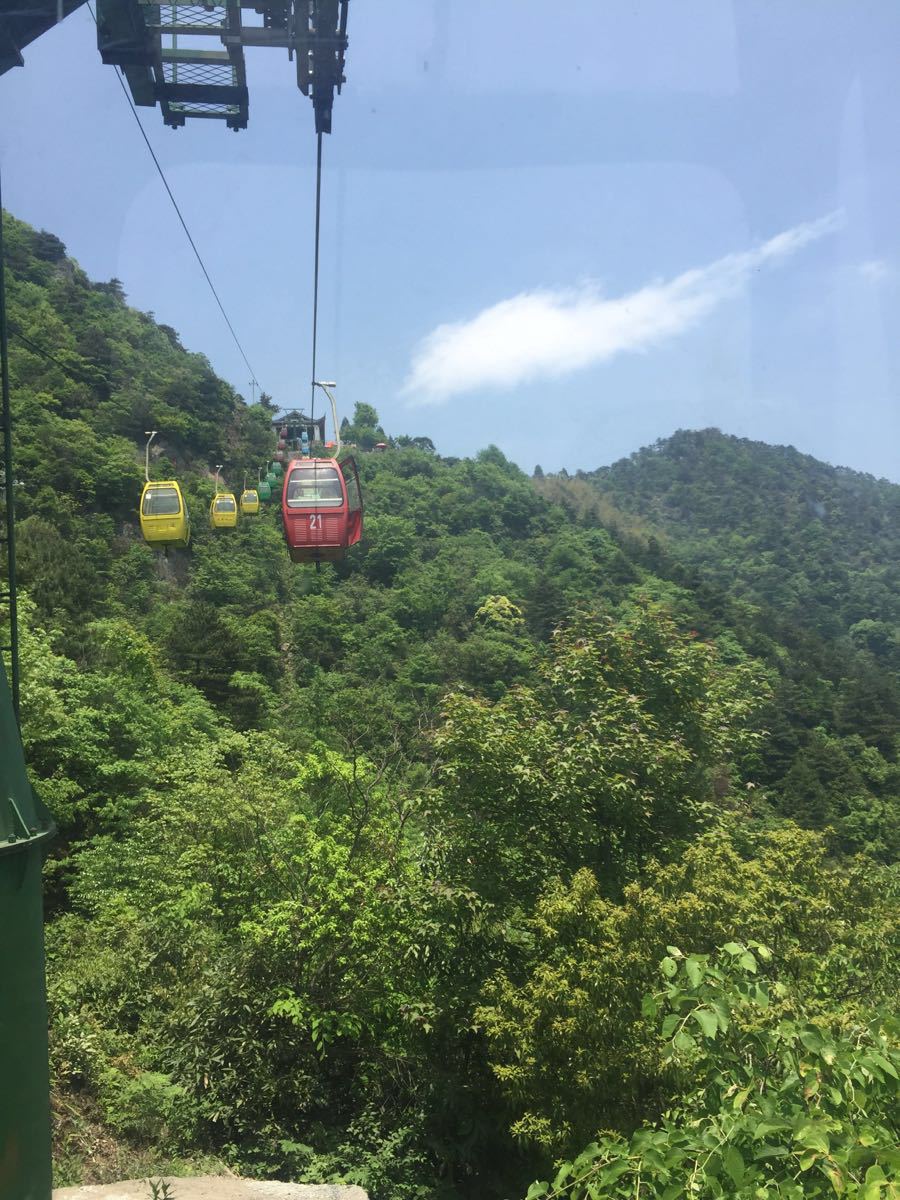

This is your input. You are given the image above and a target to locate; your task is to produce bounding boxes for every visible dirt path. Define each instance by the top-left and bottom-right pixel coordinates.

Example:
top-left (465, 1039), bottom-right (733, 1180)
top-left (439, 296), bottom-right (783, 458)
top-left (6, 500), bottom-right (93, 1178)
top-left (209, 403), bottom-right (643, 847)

top-left (53, 1178), bottom-right (368, 1200)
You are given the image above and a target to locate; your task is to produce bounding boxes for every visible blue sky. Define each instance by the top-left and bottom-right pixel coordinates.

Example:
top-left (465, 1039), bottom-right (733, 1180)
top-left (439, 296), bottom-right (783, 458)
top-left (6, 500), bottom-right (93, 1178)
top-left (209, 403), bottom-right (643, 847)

top-left (2, 1), bottom-right (899, 480)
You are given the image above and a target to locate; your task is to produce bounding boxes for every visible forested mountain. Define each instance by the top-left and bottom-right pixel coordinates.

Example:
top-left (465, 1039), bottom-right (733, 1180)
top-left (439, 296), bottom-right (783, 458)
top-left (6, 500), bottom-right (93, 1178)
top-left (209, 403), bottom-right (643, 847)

top-left (2, 212), bottom-right (898, 1200)
top-left (539, 438), bottom-right (900, 863)
top-left (580, 428), bottom-right (900, 642)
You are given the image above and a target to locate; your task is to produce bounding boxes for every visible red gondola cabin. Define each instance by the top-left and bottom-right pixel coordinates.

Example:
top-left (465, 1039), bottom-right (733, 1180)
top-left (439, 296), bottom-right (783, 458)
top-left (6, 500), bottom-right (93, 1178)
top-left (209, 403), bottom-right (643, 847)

top-left (281, 457), bottom-right (363, 563)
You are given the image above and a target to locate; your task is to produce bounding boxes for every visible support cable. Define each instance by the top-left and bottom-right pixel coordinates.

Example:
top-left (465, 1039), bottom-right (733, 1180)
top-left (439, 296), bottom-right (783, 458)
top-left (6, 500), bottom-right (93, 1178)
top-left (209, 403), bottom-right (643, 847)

top-left (8, 324), bottom-right (110, 389)
top-left (0, 163), bottom-right (20, 721)
top-left (307, 132), bottom-right (325, 574)
top-left (310, 130), bottom-right (323, 425)
top-left (86, 3), bottom-right (260, 395)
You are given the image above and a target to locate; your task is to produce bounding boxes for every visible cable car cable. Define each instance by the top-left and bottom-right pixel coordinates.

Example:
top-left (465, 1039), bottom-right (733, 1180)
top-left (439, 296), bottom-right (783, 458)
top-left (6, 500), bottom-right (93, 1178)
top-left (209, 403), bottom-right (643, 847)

top-left (306, 131), bottom-right (325, 570)
top-left (7, 325), bottom-right (110, 389)
top-left (310, 130), bottom-right (323, 424)
top-left (85, 3), bottom-right (260, 395)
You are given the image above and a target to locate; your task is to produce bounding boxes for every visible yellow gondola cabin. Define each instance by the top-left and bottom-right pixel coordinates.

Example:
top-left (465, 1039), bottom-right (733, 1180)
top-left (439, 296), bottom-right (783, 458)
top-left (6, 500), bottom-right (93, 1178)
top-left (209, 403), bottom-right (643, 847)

top-left (240, 489), bottom-right (260, 514)
top-left (140, 480), bottom-right (191, 549)
top-left (210, 493), bottom-right (239, 528)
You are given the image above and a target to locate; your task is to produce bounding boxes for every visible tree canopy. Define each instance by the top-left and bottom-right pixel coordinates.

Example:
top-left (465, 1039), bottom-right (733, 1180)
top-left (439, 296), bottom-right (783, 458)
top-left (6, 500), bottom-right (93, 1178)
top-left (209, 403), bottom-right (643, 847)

top-left (1, 212), bottom-right (897, 1199)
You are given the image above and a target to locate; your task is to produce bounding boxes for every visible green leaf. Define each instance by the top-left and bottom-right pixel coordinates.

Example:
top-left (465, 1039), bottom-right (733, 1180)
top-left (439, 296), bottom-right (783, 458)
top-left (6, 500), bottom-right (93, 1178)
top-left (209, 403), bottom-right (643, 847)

top-left (685, 957), bottom-right (702, 987)
top-left (711, 999), bottom-right (730, 1033)
top-left (868, 1052), bottom-right (898, 1080)
top-left (723, 942), bottom-right (744, 956)
top-left (674, 1029), bottom-right (696, 1053)
top-left (752, 983), bottom-right (770, 1009)
top-left (799, 1027), bottom-right (823, 1053)
top-left (860, 1165), bottom-right (888, 1200)
top-left (723, 1145), bottom-right (744, 1187)
top-left (551, 1162), bottom-right (572, 1189)
top-left (573, 1143), bottom-right (601, 1170)
top-left (755, 1120), bottom-right (791, 1139)
top-left (661, 1013), bottom-right (680, 1038)
top-left (661, 956), bottom-right (678, 978)
top-left (692, 1006), bottom-right (719, 1039)
top-left (642, 993), bottom-right (659, 1019)
top-left (598, 1160), bottom-right (630, 1186)
top-left (525, 1183), bottom-right (549, 1199)
top-left (825, 1165), bottom-right (845, 1194)
top-left (795, 1125), bottom-right (830, 1155)
top-left (739, 950), bottom-right (758, 973)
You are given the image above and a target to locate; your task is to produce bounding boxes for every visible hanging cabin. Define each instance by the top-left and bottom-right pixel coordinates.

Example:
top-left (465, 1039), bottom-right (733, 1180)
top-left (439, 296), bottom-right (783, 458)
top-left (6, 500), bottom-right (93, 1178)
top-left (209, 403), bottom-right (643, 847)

top-left (139, 481), bottom-right (190, 549)
top-left (240, 489), bottom-right (260, 514)
top-left (209, 493), bottom-right (239, 529)
top-left (281, 457), bottom-right (363, 563)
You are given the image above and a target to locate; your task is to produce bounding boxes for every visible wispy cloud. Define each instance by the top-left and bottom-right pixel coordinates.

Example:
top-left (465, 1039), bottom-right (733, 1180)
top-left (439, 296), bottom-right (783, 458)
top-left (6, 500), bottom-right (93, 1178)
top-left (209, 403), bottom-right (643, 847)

top-left (403, 212), bottom-right (842, 404)
top-left (858, 258), bottom-right (893, 284)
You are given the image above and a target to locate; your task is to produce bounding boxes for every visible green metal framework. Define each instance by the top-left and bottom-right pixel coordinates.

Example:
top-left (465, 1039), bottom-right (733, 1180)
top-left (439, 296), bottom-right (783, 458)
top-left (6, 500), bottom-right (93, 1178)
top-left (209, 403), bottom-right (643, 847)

top-left (0, 654), bottom-right (56, 1200)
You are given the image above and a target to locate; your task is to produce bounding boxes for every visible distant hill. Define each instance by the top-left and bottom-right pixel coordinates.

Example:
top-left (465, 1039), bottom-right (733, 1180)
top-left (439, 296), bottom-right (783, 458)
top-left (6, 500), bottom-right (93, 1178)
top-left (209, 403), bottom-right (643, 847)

top-left (538, 430), bottom-right (900, 860)
top-left (580, 428), bottom-right (900, 644)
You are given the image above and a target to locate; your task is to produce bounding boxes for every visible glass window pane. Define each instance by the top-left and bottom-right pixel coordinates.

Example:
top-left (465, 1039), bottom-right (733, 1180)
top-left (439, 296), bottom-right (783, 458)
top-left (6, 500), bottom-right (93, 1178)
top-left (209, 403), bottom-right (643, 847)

top-left (286, 465), bottom-right (344, 507)
top-left (341, 460), bottom-right (362, 513)
top-left (143, 487), bottom-right (181, 516)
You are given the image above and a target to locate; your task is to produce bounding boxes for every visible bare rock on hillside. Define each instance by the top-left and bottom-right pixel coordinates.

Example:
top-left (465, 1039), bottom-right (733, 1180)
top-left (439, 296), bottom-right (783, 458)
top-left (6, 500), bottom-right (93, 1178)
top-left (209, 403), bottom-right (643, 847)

top-left (53, 1178), bottom-right (368, 1200)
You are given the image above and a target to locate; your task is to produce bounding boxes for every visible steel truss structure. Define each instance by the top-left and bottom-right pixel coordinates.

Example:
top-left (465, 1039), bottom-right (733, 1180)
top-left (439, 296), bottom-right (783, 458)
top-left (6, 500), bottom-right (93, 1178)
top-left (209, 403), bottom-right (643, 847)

top-left (1, 0), bottom-right (348, 131)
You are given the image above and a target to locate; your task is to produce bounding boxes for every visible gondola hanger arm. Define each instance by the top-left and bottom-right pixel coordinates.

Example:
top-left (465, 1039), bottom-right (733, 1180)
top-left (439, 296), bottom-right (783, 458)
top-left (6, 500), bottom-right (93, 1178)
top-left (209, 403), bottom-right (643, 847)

top-left (313, 380), bottom-right (341, 459)
top-left (144, 430), bottom-right (157, 483)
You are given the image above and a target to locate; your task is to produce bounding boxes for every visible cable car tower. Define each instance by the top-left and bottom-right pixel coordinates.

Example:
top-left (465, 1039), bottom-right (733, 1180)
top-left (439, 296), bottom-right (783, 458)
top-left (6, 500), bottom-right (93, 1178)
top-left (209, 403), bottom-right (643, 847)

top-left (2, 0), bottom-right (348, 132)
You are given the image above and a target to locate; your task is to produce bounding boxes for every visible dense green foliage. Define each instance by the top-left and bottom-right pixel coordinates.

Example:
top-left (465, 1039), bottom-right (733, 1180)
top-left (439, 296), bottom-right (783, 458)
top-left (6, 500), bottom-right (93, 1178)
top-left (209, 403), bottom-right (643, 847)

top-left (1, 213), bottom-right (898, 1198)
top-left (538, 442), bottom-right (900, 862)
top-left (582, 428), bottom-right (900, 640)
top-left (525, 943), bottom-right (899, 1199)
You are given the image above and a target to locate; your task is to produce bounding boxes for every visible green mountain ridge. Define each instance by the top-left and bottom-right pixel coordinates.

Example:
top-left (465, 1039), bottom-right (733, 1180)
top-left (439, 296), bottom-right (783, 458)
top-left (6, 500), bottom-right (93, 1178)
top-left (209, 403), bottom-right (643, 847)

top-left (580, 427), bottom-right (900, 640)
top-left (1, 212), bottom-right (898, 1199)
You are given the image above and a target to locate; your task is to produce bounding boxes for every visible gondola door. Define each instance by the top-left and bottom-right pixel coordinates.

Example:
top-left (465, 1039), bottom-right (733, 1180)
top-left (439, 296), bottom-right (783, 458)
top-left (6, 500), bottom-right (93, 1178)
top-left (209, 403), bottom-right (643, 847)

top-left (340, 457), bottom-right (363, 547)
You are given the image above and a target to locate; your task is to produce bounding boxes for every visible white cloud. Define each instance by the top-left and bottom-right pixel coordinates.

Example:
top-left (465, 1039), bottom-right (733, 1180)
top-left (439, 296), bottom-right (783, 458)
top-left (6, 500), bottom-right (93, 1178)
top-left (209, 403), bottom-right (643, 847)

top-left (403, 212), bottom-right (842, 404)
top-left (857, 258), bottom-right (893, 284)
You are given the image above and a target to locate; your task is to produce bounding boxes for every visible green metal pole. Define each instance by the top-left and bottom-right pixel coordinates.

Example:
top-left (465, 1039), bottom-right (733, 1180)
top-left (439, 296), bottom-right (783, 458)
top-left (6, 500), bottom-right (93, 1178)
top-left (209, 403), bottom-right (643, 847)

top-left (0, 171), bottom-right (21, 720)
top-left (0, 655), bottom-right (56, 1200)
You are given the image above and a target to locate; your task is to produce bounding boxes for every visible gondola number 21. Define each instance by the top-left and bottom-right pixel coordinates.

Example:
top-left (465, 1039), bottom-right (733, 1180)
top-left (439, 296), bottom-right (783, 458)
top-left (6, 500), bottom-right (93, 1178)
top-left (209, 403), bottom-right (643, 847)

top-left (308, 514), bottom-right (323, 530)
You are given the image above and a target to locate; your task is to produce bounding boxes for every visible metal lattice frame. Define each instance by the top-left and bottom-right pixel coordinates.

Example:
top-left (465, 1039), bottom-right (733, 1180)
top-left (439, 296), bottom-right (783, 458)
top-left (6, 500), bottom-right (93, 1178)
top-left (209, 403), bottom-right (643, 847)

top-left (96, 0), bottom-right (249, 128)
top-left (95, 0), bottom-right (347, 131)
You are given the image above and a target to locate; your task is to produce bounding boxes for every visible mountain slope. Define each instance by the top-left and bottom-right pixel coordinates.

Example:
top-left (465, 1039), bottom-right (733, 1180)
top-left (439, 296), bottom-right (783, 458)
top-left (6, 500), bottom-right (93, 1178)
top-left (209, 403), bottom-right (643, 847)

top-left (580, 427), bottom-right (900, 642)
top-left (538, 430), bottom-right (900, 859)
